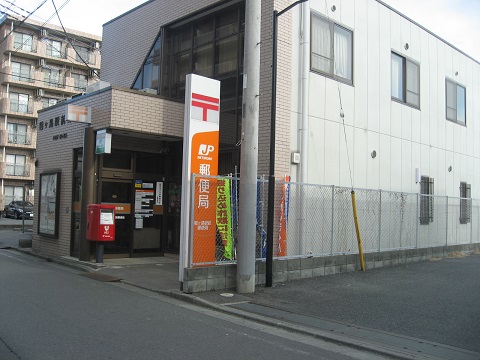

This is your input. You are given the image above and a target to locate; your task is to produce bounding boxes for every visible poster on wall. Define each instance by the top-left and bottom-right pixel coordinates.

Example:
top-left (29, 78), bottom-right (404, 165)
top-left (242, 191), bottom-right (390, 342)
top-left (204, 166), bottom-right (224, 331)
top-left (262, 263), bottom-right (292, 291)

top-left (38, 172), bottom-right (61, 238)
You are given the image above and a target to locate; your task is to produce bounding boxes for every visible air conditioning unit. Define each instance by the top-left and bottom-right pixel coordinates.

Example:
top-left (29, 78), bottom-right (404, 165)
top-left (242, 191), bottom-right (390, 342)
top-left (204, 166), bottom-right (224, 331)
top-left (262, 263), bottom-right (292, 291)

top-left (88, 69), bottom-right (97, 78)
top-left (38, 58), bottom-right (46, 67)
top-left (94, 41), bottom-right (100, 49)
top-left (40, 29), bottom-right (48, 38)
top-left (36, 89), bottom-right (44, 97)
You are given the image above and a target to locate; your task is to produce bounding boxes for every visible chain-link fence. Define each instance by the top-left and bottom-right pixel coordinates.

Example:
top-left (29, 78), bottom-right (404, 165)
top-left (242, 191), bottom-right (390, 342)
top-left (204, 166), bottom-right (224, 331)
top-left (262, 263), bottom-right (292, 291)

top-left (190, 174), bottom-right (478, 266)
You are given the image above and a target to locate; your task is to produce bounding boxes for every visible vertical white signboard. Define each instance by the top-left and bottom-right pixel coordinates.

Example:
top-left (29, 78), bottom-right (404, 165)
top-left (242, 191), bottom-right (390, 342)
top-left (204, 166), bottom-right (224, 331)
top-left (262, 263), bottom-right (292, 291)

top-left (179, 74), bottom-right (220, 285)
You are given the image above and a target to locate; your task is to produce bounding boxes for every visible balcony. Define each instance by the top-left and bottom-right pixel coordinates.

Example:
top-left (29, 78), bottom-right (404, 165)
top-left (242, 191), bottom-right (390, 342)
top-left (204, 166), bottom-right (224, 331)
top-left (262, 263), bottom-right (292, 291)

top-left (0, 129), bottom-right (35, 149)
top-left (0, 97), bottom-right (39, 118)
top-left (1, 35), bottom-right (38, 55)
top-left (0, 162), bottom-right (34, 180)
top-left (69, 47), bottom-right (101, 69)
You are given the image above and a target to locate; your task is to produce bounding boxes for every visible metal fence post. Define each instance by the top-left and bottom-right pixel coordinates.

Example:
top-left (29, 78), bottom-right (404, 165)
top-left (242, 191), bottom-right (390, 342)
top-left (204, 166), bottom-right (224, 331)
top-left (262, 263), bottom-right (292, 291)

top-left (330, 185), bottom-right (335, 256)
top-left (416, 193), bottom-right (419, 248)
top-left (445, 196), bottom-right (449, 246)
top-left (378, 190), bottom-right (382, 252)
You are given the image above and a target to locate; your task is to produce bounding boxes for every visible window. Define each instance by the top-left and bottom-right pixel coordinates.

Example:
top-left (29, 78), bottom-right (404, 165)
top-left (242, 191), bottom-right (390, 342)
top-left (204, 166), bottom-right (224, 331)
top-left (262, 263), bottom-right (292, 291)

top-left (311, 13), bottom-right (353, 83)
top-left (446, 79), bottom-right (466, 125)
top-left (13, 32), bottom-right (33, 52)
top-left (11, 62), bottom-right (32, 82)
top-left (41, 97), bottom-right (58, 109)
top-left (6, 154), bottom-right (26, 176)
top-left (391, 52), bottom-right (420, 108)
top-left (460, 182), bottom-right (471, 224)
top-left (75, 46), bottom-right (90, 63)
top-left (420, 176), bottom-right (434, 225)
top-left (72, 73), bottom-right (88, 92)
top-left (9, 93), bottom-right (30, 113)
top-left (4, 186), bottom-right (25, 204)
top-left (7, 123), bottom-right (27, 144)
top-left (46, 39), bottom-right (62, 58)
top-left (133, 34), bottom-right (162, 91)
top-left (44, 68), bottom-right (62, 87)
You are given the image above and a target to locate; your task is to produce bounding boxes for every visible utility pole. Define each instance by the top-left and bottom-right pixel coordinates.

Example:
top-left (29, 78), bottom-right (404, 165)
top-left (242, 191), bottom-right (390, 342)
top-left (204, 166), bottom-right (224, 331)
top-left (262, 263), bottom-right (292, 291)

top-left (237, 0), bottom-right (261, 293)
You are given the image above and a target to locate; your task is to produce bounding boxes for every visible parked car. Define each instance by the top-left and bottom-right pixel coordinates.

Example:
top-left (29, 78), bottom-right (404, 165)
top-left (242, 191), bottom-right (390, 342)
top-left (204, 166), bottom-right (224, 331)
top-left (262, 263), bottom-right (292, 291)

top-left (3, 201), bottom-right (34, 219)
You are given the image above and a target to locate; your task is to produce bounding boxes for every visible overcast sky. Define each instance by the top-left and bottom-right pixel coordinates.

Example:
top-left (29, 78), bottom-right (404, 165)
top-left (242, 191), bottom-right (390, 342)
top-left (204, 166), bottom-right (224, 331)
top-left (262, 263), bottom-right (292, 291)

top-left (2, 0), bottom-right (479, 60)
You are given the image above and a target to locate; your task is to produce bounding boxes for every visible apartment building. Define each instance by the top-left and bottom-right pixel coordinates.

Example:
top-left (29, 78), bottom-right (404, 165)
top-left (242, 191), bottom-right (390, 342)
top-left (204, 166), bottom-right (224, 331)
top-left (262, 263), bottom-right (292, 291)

top-left (32, 0), bottom-right (480, 265)
top-left (0, 14), bottom-right (101, 212)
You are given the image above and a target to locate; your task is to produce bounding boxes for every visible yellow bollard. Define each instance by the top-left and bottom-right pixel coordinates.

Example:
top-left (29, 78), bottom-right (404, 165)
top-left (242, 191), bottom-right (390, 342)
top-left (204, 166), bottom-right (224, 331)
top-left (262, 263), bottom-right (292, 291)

top-left (351, 191), bottom-right (366, 271)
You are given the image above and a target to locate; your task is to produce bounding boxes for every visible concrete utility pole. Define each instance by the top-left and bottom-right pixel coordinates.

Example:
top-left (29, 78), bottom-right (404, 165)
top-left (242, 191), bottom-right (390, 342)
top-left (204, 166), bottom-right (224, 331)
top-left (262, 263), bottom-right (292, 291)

top-left (237, 0), bottom-right (261, 293)
top-left (79, 126), bottom-right (95, 261)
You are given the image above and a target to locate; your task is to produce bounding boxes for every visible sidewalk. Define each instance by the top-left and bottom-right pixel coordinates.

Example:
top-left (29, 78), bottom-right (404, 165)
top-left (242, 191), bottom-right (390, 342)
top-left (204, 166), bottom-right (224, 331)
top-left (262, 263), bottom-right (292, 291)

top-left (8, 232), bottom-right (480, 360)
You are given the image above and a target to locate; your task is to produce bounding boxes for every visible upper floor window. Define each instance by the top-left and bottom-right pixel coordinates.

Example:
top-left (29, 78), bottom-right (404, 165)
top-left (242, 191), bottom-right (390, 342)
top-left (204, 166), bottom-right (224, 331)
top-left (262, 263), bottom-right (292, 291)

top-left (132, 33), bottom-right (161, 91)
top-left (9, 93), bottom-right (30, 113)
top-left (13, 32), bottom-right (33, 52)
top-left (7, 123), bottom-right (27, 144)
top-left (311, 13), bottom-right (353, 83)
top-left (6, 154), bottom-right (26, 176)
top-left (44, 68), bottom-right (62, 87)
top-left (41, 97), bottom-right (58, 109)
top-left (72, 73), bottom-right (88, 92)
top-left (75, 46), bottom-right (90, 63)
top-left (46, 39), bottom-right (62, 58)
top-left (446, 79), bottom-right (466, 125)
top-left (11, 62), bottom-right (32, 83)
top-left (391, 52), bottom-right (420, 108)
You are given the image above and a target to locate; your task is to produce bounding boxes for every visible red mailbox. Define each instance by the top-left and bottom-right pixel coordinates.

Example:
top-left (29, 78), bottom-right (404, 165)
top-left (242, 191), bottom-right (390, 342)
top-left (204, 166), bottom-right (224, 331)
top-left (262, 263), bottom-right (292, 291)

top-left (86, 204), bottom-right (116, 242)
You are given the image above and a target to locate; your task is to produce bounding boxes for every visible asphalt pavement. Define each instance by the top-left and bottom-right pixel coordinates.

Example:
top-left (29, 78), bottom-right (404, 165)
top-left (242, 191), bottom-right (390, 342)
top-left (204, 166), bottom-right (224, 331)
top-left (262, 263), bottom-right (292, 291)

top-left (2, 226), bottom-right (480, 360)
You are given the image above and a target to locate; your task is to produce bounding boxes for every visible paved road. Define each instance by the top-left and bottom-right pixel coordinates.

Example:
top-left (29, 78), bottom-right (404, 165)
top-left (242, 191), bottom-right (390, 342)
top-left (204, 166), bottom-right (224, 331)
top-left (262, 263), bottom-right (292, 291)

top-left (0, 249), bottom-right (385, 360)
top-left (199, 253), bottom-right (480, 353)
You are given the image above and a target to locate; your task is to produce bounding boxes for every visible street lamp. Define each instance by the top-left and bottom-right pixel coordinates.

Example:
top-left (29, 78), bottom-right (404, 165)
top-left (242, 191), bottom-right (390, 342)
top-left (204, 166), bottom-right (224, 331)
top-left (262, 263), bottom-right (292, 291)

top-left (266, 0), bottom-right (308, 287)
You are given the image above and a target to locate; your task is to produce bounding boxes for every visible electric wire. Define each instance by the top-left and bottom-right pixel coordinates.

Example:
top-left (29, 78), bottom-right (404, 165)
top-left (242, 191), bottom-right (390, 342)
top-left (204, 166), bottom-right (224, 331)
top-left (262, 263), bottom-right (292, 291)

top-left (51, 0), bottom-right (99, 77)
top-left (0, 0), bottom-right (47, 47)
top-left (1, 0), bottom-right (99, 86)
top-left (0, 69), bottom-right (85, 91)
top-left (324, 0), bottom-right (354, 190)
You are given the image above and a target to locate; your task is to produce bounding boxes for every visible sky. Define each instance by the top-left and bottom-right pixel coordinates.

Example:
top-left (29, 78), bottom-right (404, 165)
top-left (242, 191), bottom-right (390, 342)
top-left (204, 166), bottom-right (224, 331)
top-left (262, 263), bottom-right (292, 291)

top-left (379, 0), bottom-right (480, 61)
top-left (1, 0), bottom-right (479, 60)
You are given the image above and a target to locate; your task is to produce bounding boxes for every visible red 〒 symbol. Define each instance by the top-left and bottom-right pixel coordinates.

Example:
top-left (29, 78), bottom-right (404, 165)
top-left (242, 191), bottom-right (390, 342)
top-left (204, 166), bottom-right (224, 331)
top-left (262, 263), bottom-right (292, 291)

top-left (192, 93), bottom-right (219, 121)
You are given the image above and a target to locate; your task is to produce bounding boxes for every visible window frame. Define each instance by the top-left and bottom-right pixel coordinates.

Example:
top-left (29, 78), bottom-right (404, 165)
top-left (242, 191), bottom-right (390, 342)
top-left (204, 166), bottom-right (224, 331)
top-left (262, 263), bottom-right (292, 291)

top-left (420, 176), bottom-right (434, 225)
top-left (9, 92), bottom-right (30, 113)
top-left (391, 51), bottom-right (420, 109)
top-left (310, 12), bottom-right (353, 85)
top-left (459, 182), bottom-right (471, 224)
top-left (6, 154), bottom-right (26, 176)
top-left (13, 32), bottom-right (33, 52)
top-left (11, 61), bottom-right (32, 82)
top-left (7, 123), bottom-right (27, 144)
top-left (46, 39), bottom-right (62, 58)
top-left (445, 78), bottom-right (466, 126)
top-left (71, 73), bottom-right (88, 92)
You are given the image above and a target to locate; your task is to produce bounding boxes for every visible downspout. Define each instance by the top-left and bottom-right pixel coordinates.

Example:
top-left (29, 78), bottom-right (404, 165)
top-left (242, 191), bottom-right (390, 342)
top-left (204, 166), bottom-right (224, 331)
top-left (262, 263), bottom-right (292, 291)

top-left (299, 1), bottom-right (310, 254)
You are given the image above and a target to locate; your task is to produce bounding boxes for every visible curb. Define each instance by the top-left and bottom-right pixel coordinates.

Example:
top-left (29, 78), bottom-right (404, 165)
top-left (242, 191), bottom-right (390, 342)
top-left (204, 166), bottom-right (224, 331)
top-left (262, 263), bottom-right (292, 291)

top-left (8, 248), bottom-right (479, 360)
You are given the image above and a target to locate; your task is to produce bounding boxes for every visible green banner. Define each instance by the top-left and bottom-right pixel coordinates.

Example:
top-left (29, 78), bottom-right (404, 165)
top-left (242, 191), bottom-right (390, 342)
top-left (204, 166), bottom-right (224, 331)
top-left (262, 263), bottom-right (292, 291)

top-left (216, 178), bottom-right (233, 259)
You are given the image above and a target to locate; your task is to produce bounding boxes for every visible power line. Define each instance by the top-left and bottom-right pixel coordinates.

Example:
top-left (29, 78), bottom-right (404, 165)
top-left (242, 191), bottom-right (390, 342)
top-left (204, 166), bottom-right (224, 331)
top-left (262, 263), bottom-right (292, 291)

top-left (51, 0), bottom-right (99, 77)
top-left (0, 0), bottom-right (48, 47)
top-left (0, 69), bottom-right (86, 91)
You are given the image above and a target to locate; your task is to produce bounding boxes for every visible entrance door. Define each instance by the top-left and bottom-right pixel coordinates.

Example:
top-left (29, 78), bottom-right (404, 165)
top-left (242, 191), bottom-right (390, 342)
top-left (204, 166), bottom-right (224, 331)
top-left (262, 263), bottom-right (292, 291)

top-left (100, 179), bottom-right (132, 256)
top-left (132, 180), bottom-right (163, 256)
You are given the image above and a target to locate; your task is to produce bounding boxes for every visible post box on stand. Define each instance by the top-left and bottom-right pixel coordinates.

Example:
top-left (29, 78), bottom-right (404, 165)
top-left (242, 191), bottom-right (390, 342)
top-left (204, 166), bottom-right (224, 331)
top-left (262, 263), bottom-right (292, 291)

top-left (86, 204), bottom-right (115, 263)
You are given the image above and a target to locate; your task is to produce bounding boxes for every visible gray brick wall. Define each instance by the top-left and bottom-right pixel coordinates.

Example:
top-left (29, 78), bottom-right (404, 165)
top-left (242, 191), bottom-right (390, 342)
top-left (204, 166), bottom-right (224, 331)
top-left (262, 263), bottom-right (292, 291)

top-left (102, 0), bottom-right (220, 87)
top-left (32, 87), bottom-right (184, 258)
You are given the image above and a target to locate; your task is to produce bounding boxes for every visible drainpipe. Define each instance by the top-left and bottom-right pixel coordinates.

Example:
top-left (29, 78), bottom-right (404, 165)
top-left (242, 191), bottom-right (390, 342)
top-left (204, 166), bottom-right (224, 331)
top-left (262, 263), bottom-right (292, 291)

top-left (299, 1), bottom-right (310, 254)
